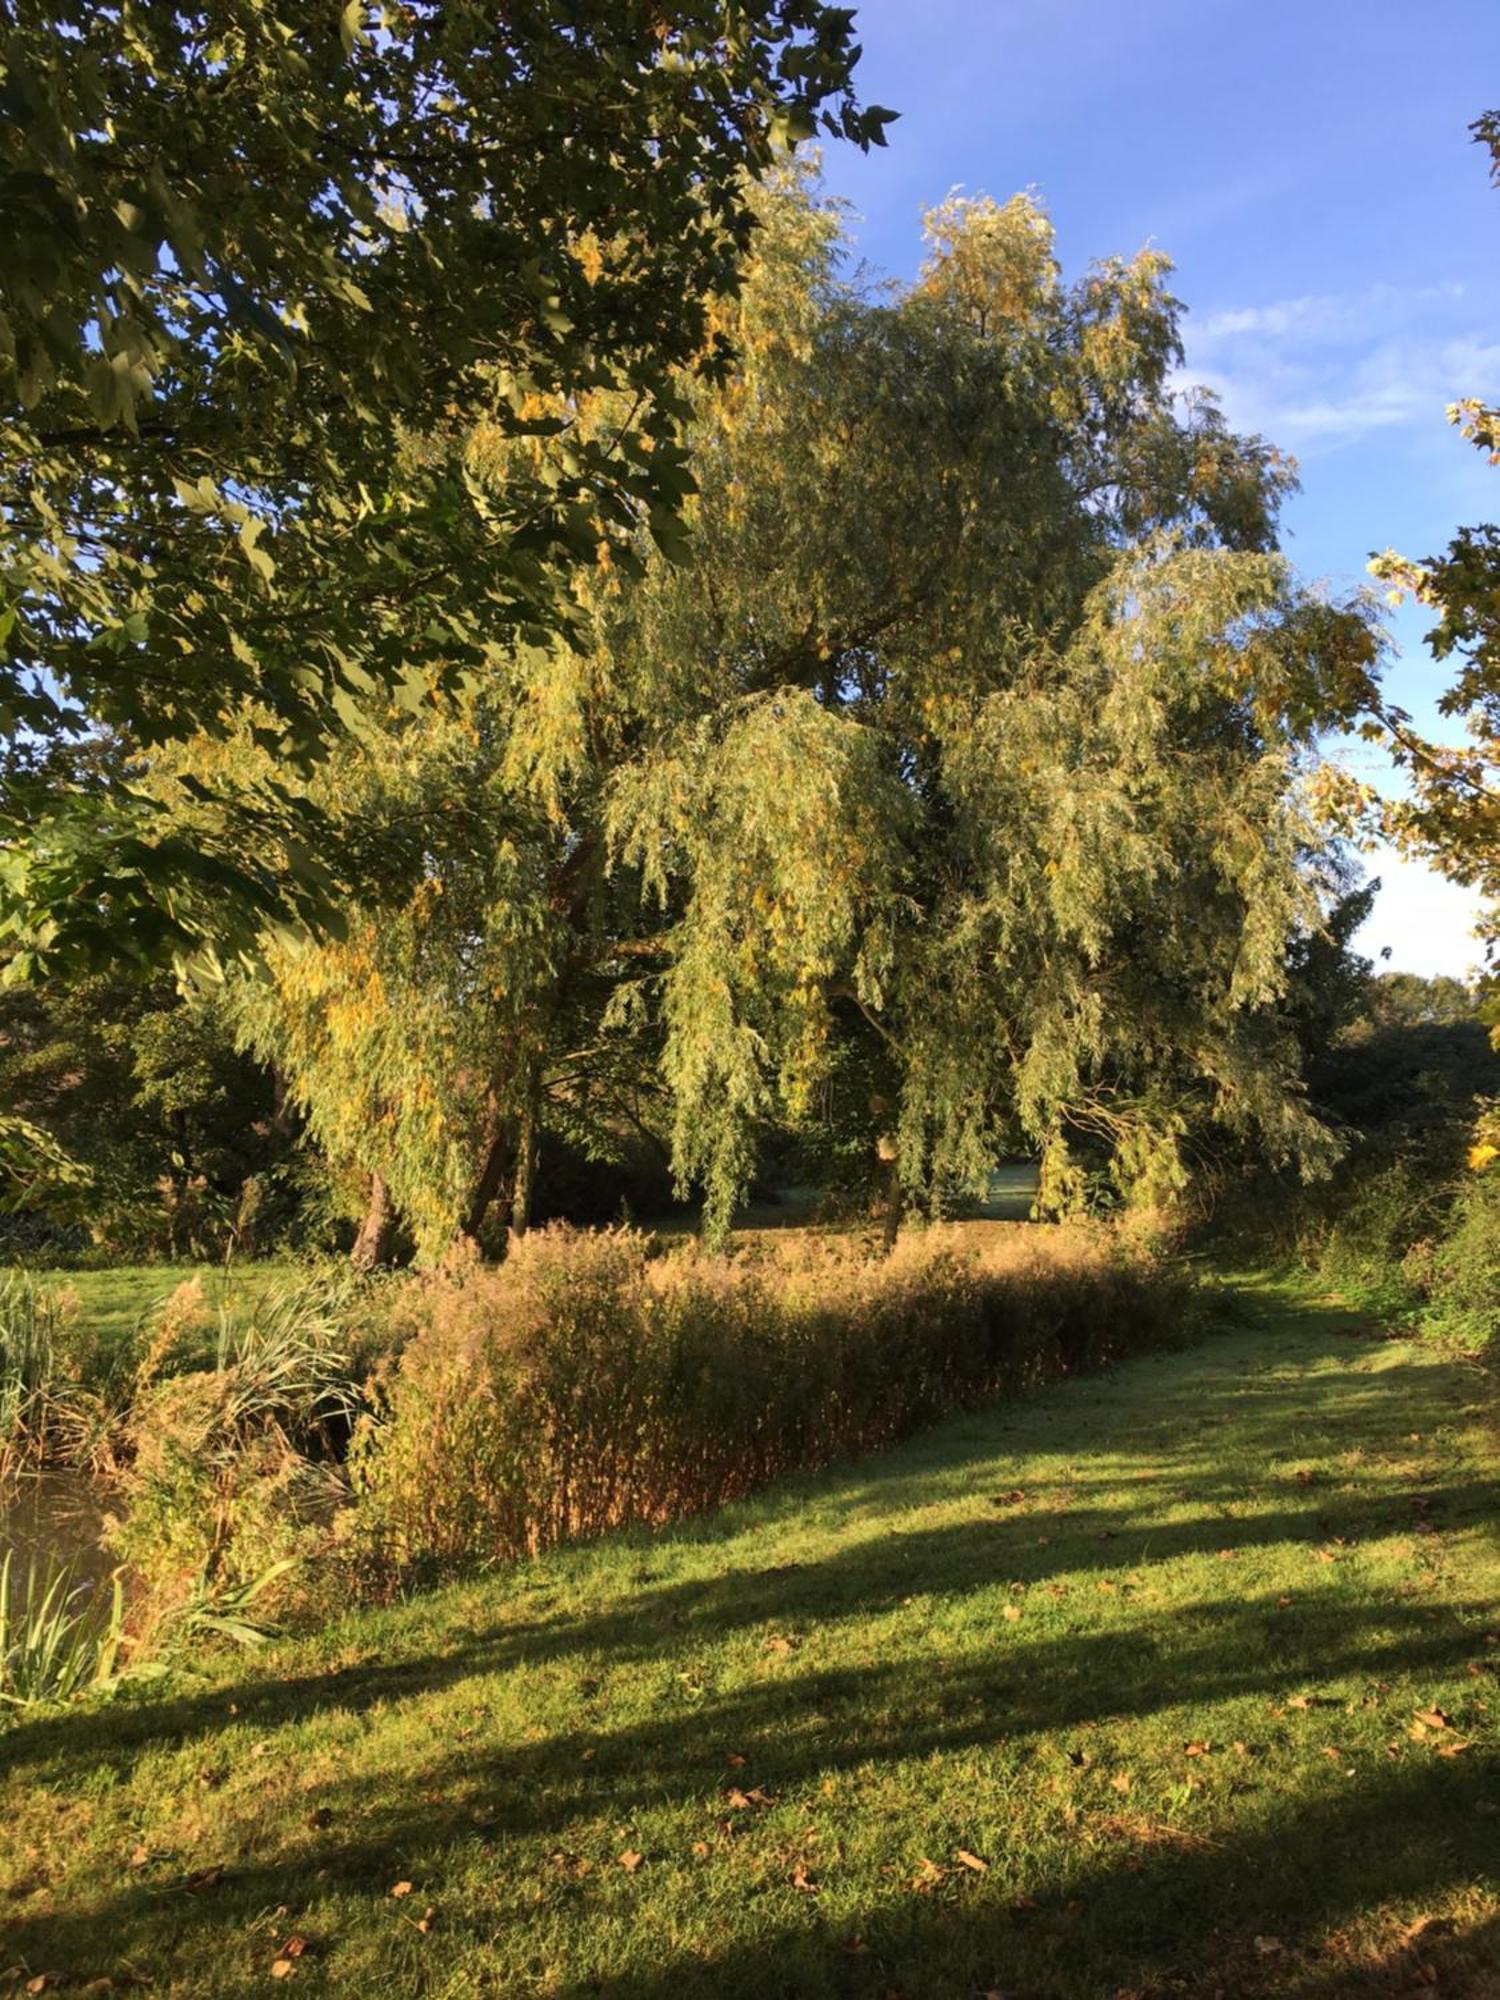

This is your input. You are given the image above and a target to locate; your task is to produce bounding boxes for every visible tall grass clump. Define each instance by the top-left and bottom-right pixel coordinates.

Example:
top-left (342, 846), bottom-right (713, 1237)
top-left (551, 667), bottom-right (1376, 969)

top-left (0, 1272), bottom-right (85, 1480)
top-left (0, 1551), bottom-right (126, 1709)
top-left (108, 1274), bottom-right (364, 1631)
top-left (354, 1223), bottom-right (1195, 1571)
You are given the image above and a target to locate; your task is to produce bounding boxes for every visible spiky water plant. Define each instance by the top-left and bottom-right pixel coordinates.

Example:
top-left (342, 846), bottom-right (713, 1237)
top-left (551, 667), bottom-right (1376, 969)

top-left (0, 1550), bottom-right (126, 1709)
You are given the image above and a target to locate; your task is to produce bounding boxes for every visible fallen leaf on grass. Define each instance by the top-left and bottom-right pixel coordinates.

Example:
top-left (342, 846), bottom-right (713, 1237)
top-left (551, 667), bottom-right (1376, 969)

top-left (618, 1850), bottom-right (644, 1873)
top-left (955, 1849), bottom-right (988, 1873)
top-left (389, 1881), bottom-right (414, 1899)
top-left (1002, 1605), bottom-right (1021, 1623)
top-left (791, 1864), bottom-right (819, 1892)
top-left (725, 1752), bottom-right (747, 1768)
top-left (271, 1964), bottom-right (297, 1982)
top-left (724, 1787), bottom-right (774, 1810)
top-left (765, 1636), bottom-right (795, 1657)
top-left (1413, 1707), bottom-right (1452, 1731)
top-left (549, 1851), bottom-right (592, 1878)
top-left (1109, 1772), bottom-right (1132, 1794)
top-left (1183, 1741), bottom-right (1210, 1757)
top-left (1436, 1740), bottom-right (1472, 1757)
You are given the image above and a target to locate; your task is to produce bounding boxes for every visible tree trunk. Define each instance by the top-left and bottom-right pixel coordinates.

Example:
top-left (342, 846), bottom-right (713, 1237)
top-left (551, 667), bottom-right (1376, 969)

top-left (510, 1079), bottom-right (541, 1238)
top-left (461, 1121), bottom-right (514, 1246)
top-left (881, 1166), bottom-right (904, 1255)
top-left (351, 1170), bottom-right (398, 1270)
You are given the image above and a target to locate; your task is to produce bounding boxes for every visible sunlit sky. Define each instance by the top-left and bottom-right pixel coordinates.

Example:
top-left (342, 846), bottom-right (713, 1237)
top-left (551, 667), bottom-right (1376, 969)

top-left (817, 0), bottom-right (1500, 979)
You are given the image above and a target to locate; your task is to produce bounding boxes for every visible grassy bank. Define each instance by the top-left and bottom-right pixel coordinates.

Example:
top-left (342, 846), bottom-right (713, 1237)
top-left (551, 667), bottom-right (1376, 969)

top-left (1, 1276), bottom-right (1495, 1996)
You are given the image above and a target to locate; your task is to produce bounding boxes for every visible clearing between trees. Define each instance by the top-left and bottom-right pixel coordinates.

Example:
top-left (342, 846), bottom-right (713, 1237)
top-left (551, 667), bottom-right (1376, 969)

top-left (2, 1275), bottom-right (1494, 1998)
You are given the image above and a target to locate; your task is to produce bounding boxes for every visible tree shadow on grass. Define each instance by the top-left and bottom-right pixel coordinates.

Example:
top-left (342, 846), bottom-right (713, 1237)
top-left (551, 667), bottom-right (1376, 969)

top-left (5, 1584), bottom-right (1494, 1990)
top-left (3, 1309), bottom-right (1482, 1790)
top-left (3, 1294), bottom-right (1494, 1993)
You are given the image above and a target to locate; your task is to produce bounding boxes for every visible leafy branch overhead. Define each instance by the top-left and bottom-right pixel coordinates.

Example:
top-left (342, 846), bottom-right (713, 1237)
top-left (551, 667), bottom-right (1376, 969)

top-left (0, 0), bottom-right (892, 965)
top-left (1364, 112), bottom-right (1500, 981)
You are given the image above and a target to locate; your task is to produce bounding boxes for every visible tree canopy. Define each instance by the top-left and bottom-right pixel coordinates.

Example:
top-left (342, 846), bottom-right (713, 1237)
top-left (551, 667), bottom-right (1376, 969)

top-left (0, 1), bottom-right (890, 971)
top-left (221, 177), bottom-right (1380, 1258)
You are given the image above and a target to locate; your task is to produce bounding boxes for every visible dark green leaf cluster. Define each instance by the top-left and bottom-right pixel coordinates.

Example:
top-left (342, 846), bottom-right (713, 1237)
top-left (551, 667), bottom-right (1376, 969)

top-left (0, 1), bottom-right (889, 964)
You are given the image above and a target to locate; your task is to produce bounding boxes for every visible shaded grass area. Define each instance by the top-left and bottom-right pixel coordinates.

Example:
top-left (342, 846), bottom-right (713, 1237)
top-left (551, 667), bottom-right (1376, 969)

top-left (1, 1278), bottom-right (1495, 1997)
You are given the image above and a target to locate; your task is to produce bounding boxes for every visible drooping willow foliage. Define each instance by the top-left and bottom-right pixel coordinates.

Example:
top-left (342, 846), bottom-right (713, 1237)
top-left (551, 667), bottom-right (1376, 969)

top-left (228, 174), bottom-right (1379, 1255)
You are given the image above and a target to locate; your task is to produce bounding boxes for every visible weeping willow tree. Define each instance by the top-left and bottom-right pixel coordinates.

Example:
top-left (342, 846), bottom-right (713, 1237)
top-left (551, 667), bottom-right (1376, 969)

top-left (603, 180), bottom-right (1377, 1234)
top-left (225, 173), bottom-right (1379, 1256)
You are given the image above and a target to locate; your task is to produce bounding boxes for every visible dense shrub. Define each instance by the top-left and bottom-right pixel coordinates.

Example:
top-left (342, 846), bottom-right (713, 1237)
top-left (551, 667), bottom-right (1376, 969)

top-left (353, 1223), bottom-right (1195, 1570)
top-left (1425, 1168), bottom-right (1500, 1355)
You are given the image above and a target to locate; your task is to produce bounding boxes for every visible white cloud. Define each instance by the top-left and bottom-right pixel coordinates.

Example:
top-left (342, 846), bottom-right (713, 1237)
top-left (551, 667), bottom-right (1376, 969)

top-left (1191, 282), bottom-right (1463, 349)
top-left (1174, 287), bottom-right (1500, 456)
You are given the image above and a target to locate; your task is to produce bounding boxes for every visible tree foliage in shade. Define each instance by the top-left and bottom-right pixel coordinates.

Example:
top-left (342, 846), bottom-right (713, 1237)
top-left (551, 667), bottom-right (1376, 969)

top-left (224, 177), bottom-right (1379, 1256)
top-left (0, 0), bottom-right (890, 971)
top-left (1366, 111), bottom-right (1500, 986)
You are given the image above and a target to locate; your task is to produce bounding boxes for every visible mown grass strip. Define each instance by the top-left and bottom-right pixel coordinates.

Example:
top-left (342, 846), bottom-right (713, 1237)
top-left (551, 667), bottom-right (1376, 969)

top-left (1, 1276), bottom-right (1495, 1998)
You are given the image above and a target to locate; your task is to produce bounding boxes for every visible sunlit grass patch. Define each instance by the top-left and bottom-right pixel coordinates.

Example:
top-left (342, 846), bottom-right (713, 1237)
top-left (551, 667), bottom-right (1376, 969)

top-left (0, 1276), bottom-right (1494, 1997)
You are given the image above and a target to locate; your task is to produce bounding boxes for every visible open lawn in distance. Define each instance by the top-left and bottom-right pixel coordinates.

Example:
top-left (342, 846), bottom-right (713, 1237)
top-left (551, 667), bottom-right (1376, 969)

top-left (8, 1262), bottom-right (309, 1361)
top-left (1, 1276), bottom-right (1495, 1998)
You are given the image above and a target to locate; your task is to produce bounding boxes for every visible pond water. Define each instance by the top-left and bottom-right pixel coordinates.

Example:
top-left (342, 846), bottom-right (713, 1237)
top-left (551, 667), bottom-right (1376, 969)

top-left (0, 1470), bottom-right (117, 1585)
top-left (974, 1162), bottom-right (1042, 1221)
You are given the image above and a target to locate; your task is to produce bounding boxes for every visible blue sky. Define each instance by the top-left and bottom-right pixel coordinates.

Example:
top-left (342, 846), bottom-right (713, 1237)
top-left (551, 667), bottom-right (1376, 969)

top-left (817, 0), bottom-right (1500, 978)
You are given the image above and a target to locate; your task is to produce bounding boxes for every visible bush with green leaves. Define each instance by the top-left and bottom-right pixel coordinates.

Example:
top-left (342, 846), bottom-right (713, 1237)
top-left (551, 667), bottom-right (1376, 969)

top-left (1425, 1167), bottom-right (1500, 1354)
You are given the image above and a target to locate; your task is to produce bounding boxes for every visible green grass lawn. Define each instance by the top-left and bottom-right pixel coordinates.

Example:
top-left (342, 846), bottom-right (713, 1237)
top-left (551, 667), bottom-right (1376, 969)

top-left (10, 1261), bottom-right (308, 1363)
top-left (2, 1276), bottom-right (1495, 1997)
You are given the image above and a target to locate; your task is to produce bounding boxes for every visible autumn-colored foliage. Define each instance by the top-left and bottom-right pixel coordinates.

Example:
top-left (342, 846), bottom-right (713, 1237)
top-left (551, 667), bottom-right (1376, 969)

top-left (352, 1223), bottom-right (1191, 1568)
